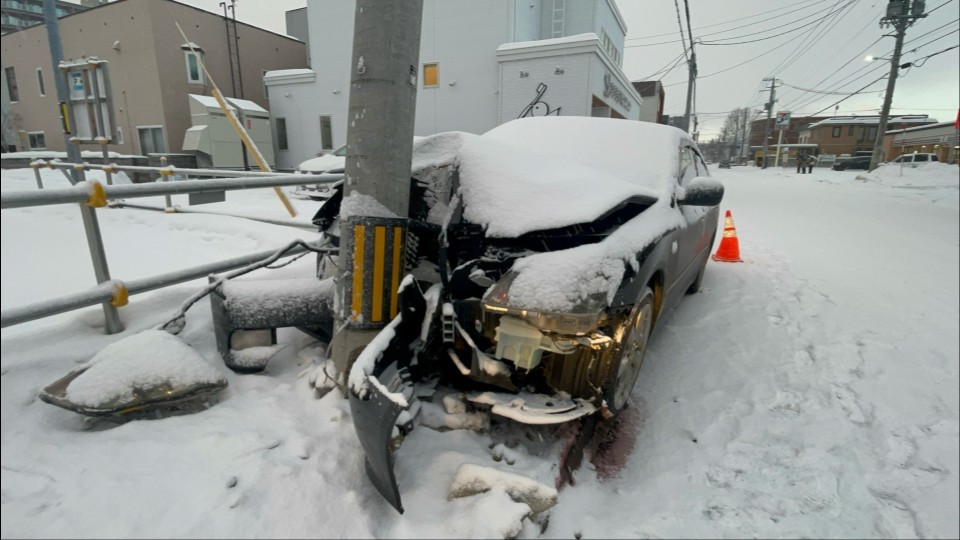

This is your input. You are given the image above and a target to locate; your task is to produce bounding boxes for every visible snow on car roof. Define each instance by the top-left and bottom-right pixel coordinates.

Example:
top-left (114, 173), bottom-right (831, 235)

top-left (412, 117), bottom-right (683, 238)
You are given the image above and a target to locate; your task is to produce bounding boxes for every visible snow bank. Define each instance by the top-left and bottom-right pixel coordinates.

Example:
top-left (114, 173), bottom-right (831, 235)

top-left (856, 161), bottom-right (959, 189)
top-left (449, 463), bottom-right (558, 514)
top-left (65, 330), bottom-right (225, 408)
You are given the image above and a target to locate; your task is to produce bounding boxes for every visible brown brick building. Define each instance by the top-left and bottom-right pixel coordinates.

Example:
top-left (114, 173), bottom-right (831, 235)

top-left (797, 115), bottom-right (938, 156)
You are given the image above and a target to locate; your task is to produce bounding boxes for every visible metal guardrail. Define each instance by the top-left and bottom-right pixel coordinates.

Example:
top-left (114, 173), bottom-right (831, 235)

top-left (2, 173), bottom-right (344, 210)
top-left (0, 243), bottom-right (335, 328)
top-left (1, 167), bottom-right (343, 333)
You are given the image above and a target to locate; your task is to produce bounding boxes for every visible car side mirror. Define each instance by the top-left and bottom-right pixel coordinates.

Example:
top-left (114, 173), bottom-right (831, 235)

top-left (678, 177), bottom-right (724, 207)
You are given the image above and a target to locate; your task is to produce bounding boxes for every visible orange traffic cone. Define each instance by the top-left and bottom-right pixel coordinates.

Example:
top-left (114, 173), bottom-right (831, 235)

top-left (712, 210), bottom-right (743, 262)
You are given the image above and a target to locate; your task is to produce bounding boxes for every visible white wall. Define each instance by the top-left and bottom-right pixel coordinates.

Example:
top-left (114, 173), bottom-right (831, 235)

top-left (266, 76), bottom-right (322, 170)
top-left (416, 0), bottom-right (509, 136)
top-left (586, 54), bottom-right (639, 120)
top-left (499, 54), bottom-right (591, 123)
top-left (509, 0), bottom-right (542, 42)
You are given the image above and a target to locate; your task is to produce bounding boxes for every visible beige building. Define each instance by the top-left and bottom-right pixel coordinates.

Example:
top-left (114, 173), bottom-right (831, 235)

top-left (1, 0), bottom-right (306, 156)
top-left (796, 115), bottom-right (937, 157)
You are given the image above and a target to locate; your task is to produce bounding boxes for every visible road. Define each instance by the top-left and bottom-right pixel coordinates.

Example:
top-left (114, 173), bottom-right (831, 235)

top-left (543, 166), bottom-right (959, 539)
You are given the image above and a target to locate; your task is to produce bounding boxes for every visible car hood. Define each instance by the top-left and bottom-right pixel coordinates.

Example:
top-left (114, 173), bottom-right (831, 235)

top-left (411, 126), bottom-right (669, 238)
top-left (298, 154), bottom-right (345, 173)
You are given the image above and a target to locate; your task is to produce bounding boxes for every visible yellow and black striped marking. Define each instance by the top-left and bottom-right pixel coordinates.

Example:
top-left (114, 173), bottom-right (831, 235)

top-left (345, 217), bottom-right (408, 328)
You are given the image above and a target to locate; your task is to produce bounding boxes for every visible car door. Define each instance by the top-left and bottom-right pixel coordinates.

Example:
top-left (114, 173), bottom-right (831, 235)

top-left (670, 145), bottom-right (704, 299)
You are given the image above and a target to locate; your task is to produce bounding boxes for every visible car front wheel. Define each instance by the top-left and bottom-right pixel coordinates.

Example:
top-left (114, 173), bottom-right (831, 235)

top-left (604, 287), bottom-right (655, 414)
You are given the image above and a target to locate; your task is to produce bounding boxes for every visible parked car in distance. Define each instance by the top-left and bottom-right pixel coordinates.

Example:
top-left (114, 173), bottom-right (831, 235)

top-left (832, 156), bottom-right (870, 171)
top-left (889, 153), bottom-right (940, 168)
top-left (293, 144), bottom-right (348, 200)
top-left (718, 159), bottom-right (731, 169)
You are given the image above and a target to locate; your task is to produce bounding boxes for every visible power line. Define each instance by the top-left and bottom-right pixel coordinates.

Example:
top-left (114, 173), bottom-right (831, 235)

top-left (626, 0), bottom-right (828, 41)
top-left (673, 0), bottom-right (689, 61)
top-left (700, 0), bottom-right (857, 46)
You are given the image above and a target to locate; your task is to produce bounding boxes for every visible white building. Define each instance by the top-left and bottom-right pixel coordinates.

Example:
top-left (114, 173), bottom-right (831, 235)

top-left (265, 0), bottom-right (643, 169)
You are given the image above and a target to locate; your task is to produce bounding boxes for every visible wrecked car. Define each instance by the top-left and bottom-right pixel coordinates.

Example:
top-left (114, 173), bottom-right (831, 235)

top-left (332, 116), bottom-right (724, 512)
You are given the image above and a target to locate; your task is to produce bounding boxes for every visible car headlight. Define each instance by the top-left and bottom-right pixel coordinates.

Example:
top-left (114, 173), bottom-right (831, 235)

top-left (482, 271), bottom-right (607, 335)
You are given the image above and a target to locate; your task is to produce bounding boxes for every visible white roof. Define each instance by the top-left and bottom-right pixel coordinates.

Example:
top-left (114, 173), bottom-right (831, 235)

top-left (190, 94), bottom-right (235, 111)
top-left (188, 95), bottom-right (267, 114)
top-left (497, 33), bottom-right (599, 52)
top-left (885, 121), bottom-right (955, 135)
top-left (807, 115), bottom-right (936, 129)
top-left (264, 68), bottom-right (314, 78)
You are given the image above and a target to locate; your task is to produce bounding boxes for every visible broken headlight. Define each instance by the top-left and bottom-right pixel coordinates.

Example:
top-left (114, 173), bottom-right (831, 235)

top-left (481, 271), bottom-right (607, 336)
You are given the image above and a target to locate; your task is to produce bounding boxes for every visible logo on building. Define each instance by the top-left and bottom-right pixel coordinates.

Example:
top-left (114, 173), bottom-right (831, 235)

top-left (603, 73), bottom-right (632, 112)
top-left (518, 83), bottom-right (562, 119)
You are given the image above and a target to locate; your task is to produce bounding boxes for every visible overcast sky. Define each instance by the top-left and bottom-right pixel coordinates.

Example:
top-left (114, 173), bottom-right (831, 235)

top-left (126, 0), bottom-right (960, 139)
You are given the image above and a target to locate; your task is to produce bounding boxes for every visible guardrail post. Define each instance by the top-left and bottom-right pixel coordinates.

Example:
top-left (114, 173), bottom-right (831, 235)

top-left (160, 156), bottom-right (174, 212)
top-left (76, 166), bottom-right (124, 334)
top-left (31, 161), bottom-right (45, 189)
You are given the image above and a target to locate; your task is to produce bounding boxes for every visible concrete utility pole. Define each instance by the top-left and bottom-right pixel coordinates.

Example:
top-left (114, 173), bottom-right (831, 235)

top-left (868, 0), bottom-right (926, 171)
top-left (682, 0), bottom-right (697, 134)
top-left (760, 77), bottom-right (778, 169)
top-left (43, 0), bottom-right (81, 177)
top-left (331, 0), bottom-right (424, 376)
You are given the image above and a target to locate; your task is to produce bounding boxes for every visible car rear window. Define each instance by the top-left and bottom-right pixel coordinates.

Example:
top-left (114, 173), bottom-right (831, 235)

top-left (915, 154), bottom-right (929, 162)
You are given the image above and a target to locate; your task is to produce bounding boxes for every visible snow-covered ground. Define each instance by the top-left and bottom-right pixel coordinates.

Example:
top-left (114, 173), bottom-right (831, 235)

top-left (2, 163), bottom-right (957, 538)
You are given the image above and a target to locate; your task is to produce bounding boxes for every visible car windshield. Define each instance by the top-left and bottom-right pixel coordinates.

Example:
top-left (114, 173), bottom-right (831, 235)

top-left (333, 144), bottom-right (348, 157)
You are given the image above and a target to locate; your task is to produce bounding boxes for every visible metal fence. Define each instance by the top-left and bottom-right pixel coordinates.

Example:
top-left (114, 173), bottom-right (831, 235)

top-left (1, 163), bottom-right (342, 333)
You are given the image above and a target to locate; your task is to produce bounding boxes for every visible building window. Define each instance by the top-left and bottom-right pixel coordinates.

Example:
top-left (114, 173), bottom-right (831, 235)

top-left (183, 50), bottom-right (205, 85)
top-left (319, 114), bottom-right (333, 151)
top-left (137, 126), bottom-right (166, 154)
top-left (423, 63), bottom-right (438, 88)
top-left (832, 127), bottom-right (841, 138)
top-left (36, 68), bottom-right (45, 97)
top-left (848, 125), bottom-right (854, 136)
top-left (601, 30), bottom-right (621, 65)
top-left (116, 127), bottom-right (124, 144)
top-left (28, 131), bottom-right (46, 149)
top-left (868, 126), bottom-right (877, 141)
top-left (276, 117), bottom-right (288, 151)
top-left (5, 66), bottom-right (18, 102)
top-left (551, 0), bottom-right (566, 38)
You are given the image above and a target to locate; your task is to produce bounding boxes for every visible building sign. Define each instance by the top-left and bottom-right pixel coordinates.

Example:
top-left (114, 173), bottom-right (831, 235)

top-left (518, 83), bottom-right (561, 118)
top-left (775, 111), bottom-right (791, 130)
top-left (603, 73), bottom-right (632, 112)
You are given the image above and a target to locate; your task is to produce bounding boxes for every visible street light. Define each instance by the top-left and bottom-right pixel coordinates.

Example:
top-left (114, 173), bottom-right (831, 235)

top-left (864, 54), bottom-right (891, 62)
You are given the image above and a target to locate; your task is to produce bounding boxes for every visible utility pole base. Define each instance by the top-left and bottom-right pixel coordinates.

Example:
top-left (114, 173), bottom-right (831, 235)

top-left (330, 325), bottom-right (380, 385)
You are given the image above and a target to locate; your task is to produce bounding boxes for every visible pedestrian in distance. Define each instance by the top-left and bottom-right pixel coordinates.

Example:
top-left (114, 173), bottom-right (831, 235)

top-left (797, 153), bottom-right (805, 174)
top-left (806, 154), bottom-right (816, 174)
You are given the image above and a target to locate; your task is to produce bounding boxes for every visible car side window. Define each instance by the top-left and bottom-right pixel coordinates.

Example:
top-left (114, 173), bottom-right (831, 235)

top-left (931, 155), bottom-right (939, 162)
top-left (893, 156), bottom-right (902, 163)
top-left (915, 154), bottom-right (928, 162)
top-left (679, 147), bottom-right (697, 185)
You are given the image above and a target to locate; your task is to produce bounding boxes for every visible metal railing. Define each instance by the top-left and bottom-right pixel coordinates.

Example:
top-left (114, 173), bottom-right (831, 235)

top-left (1, 165), bottom-right (343, 333)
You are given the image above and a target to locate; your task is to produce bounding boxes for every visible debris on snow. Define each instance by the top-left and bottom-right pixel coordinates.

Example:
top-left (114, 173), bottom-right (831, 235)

top-left (449, 463), bottom-right (558, 515)
top-left (230, 345), bottom-right (283, 369)
top-left (419, 400), bottom-right (488, 432)
top-left (63, 330), bottom-right (225, 409)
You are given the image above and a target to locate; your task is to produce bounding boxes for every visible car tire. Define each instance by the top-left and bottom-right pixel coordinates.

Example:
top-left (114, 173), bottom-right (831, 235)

top-left (604, 286), bottom-right (655, 414)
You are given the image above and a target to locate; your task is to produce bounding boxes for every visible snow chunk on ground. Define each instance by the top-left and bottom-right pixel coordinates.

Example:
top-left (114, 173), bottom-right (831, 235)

top-left (856, 161), bottom-right (959, 190)
top-left (449, 463), bottom-right (558, 514)
top-left (65, 330), bottom-right (225, 408)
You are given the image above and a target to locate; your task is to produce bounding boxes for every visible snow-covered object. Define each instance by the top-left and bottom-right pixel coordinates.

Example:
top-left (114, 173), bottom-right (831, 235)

top-left (64, 330), bottom-right (226, 409)
top-left (409, 117), bottom-right (691, 312)
top-left (348, 315), bottom-right (403, 400)
top-left (410, 126), bottom-right (663, 238)
top-left (340, 192), bottom-right (399, 220)
top-left (419, 401), bottom-right (488, 431)
top-left (220, 278), bottom-right (334, 328)
top-left (230, 345), bottom-right (283, 369)
top-left (449, 463), bottom-right (558, 515)
top-left (856, 161), bottom-right (960, 190)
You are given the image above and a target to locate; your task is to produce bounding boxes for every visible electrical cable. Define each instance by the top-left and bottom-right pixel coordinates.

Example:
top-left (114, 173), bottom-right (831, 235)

top-left (626, 0), bottom-right (827, 41)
